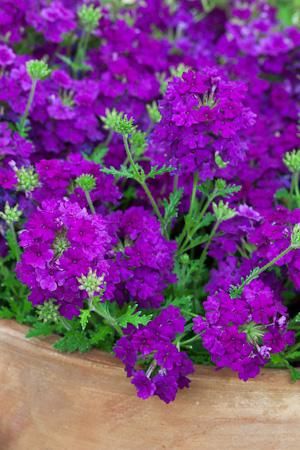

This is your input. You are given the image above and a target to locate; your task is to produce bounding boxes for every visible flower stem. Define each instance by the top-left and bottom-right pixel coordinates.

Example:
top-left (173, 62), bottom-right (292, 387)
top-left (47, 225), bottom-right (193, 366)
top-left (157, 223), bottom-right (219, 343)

top-left (92, 303), bottom-right (123, 336)
top-left (9, 223), bottom-right (21, 261)
top-left (123, 136), bottom-right (163, 222)
top-left (60, 317), bottom-right (72, 331)
top-left (246, 245), bottom-right (293, 286)
top-left (292, 172), bottom-right (300, 207)
top-left (19, 78), bottom-right (38, 130)
top-left (198, 220), bottom-right (220, 270)
top-left (84, 190), bottom-right (96, 214)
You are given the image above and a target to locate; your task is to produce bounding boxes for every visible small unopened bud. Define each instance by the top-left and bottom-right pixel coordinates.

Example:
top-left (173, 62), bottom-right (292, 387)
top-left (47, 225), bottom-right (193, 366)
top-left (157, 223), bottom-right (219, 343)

top-left (0, 202), bottom-right (22, 225)
top-left (78, 269), bottom-right (106, 296)
top-left (291, 223), bottom-right (300, 249)
top-left (76, 174), bottom-right (96, 192)
top-left (213, 200), bottom-right (236, 222)
top-left (37, 300), bottom-right (59, 323)
top-left (78, 5), bottom-right (101, 33)
top-left (146, 102), bottom-right (161, 124)
top-left (16, 166), bottom-right (39, 193)
top-left (284, 149), bottom-right (300, 173)
top-left (26, 59), bottom-right (51, 81)
top-left (215, 151), bottom-right (228, 169)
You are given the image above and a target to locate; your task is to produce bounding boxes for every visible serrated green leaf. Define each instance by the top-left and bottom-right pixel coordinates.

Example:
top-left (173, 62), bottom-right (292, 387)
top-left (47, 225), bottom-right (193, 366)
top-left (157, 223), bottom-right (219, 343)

top-left (162, 189), bottom-right (183, 233)
top-left (84, 145), bottom-right (109, 164)
top-left (89, 325), bottom-right (114, 345)
top-left (101, 165), bottom-right (137, 180)
top-left (80, 309), bottom-right (91, 330)
top-left (6, 229), bottom-right (21, 261)
top-left (26, 322), bottom-right (54, 338)
top-left (0, 307), bottom-right (14, 319)
top-left (54, 330), bottom-right (91, 353)
top-left (146, 165), bottom-right (175, 179)
top-left (118, 304), bottom-right (152, 328)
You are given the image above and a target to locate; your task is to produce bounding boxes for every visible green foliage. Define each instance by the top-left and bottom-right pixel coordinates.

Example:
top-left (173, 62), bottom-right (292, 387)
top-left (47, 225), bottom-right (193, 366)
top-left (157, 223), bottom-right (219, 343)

top-left (26, 322), bottom-right (55, 338)
top-left (269, 0), bottom-right (300, 26)
top-left (57, 54), bottom-right (92, 75)
top-left (80, 309), bottom-right (91, 331)
top-left (230, 267), bottom-right (260, 299)
top-left (199, 178), bottom-right (241, 199)
top-left (84, 145), bottom-right (109, 165)
top-left (129, 131), bottom-right (147, 157)
top-left (162, 189), bottom-right (183, 235)
top-left (118, 304), bottom-right (152, 328)
top-left (102, 163), bottom-right (174, 184)
top-left (101, 164), bottom-right (137, 180)
top-left (54, 330), bottom-right (92, 353)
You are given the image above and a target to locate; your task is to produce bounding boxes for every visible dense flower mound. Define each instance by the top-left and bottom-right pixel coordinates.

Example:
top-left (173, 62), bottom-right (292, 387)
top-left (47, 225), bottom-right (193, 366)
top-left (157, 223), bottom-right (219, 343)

top-left (0, 0), bottom-right (299, 404)
top-left (106, 207), bottom-right (177, 308)
top-left (149, 68), bottom-right (256, 180)
top-left (193, 280), bottom-right (294, 380)
top-left (17, 200), bottom-right (111, 318)
top-left (115, 306), bottom-right (194, 403)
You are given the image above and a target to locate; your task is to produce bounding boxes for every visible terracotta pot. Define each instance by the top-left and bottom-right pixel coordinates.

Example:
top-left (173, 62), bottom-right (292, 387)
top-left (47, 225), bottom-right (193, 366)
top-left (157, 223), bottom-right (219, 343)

top-left (0, 320), bottom-right (299, 450)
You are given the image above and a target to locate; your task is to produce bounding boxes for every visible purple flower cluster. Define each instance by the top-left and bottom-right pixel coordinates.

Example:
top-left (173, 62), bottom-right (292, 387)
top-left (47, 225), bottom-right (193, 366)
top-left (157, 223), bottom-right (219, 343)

top-left (115, 306), bottom-right (194, 403)
top-left (149, 69), bottom-right (256, 180)
top-left (106, 207), bottom-right (176, 309)
top-left (193, 280), bottom-right (294, 380)
top-left (17, 200), bottom-right (111, 318)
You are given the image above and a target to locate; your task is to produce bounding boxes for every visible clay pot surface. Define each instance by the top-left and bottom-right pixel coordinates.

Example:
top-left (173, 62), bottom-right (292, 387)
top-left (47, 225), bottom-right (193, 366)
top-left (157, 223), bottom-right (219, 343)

top-left (0, 319), bottom-right (299, 450)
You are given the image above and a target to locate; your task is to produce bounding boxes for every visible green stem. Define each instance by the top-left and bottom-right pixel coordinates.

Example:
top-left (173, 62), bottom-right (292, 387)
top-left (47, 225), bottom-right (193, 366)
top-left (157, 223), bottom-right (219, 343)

top-left (180, 334), bottom-right (200, 346)
top-left (84, 190), bottom-right (95, 214)
top-left (198, 220), bottom-right (220, 269)
top-left (245, 245), bottom-right (293, 286)
top-left (141, 181), bottom-right (163, 222)
top-left (9, 223), bottom-right (21, 261)
top-left (92, 304), bottom-right (123, 336)
top-left (177, 172), bottom-right (199, 247)
top-left (293, 172), bottom-right (300, 207)
top-left (123, 136), bottom-right (163, 222)
top-left (60, 317), bottom-right (72, 331)
top-left (20, 79), bottom-right (38, 129)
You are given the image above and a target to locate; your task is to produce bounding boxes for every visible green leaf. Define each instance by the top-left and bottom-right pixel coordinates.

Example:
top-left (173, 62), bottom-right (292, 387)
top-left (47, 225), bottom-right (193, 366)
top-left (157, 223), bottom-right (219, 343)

top-left (169, 295), bottom-right (193, 319)
top-left (57, 54), bottom-right (92, 73)
top-left (0, 307), bottom-right (14, 319)
top-left (6, 229), bottom-right (20, 261)
top-left (84, 145), bottom-right (109, 165)
top-left (146, 165), bottom-right (175, 179)
top-left (101, 165), bottom-right (137, 180)
top-left (118, 304), bottom-right (152, 328)
top-left (288, 364), bottom-right (300, 382)
top-left (54, 330), bottom-right (92, 353)
top-left (26, 322), bottom-right (54, 338)
top-left (80, 309), bottom-right (91, 331)
top-left (162, 189), bottom-right (183, 232)
top-left (89, 325), bottom-right (114, 345)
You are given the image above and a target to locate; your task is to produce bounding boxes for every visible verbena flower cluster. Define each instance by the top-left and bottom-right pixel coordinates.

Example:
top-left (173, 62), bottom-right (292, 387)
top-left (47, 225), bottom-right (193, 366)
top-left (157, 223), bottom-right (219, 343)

top-left (0, 0), bottom-right (299, 403)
